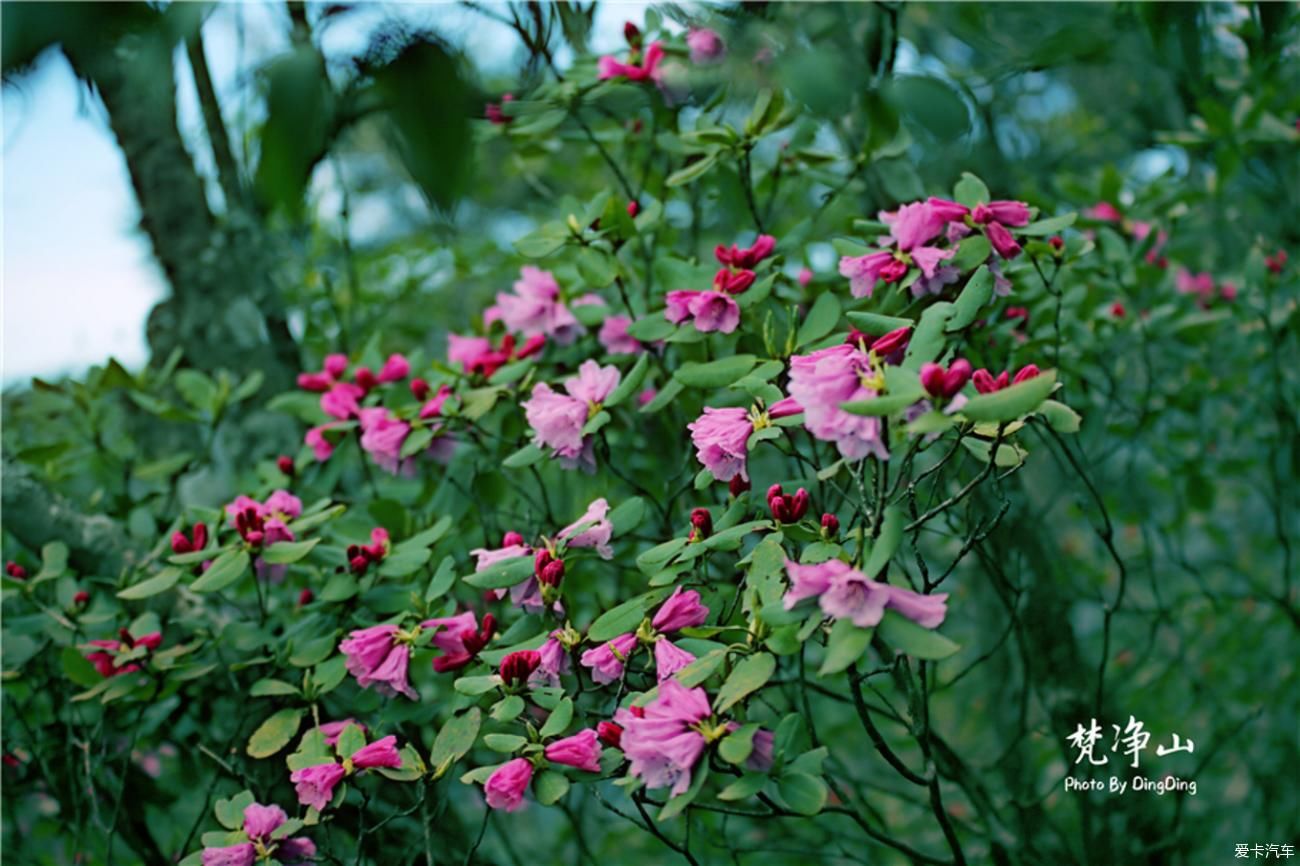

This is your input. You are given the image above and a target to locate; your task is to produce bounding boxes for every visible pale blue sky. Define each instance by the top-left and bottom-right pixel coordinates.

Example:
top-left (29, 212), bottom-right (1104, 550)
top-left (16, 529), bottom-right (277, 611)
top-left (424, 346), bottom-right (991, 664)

top-left (1, 2), bottom-right (661, 385)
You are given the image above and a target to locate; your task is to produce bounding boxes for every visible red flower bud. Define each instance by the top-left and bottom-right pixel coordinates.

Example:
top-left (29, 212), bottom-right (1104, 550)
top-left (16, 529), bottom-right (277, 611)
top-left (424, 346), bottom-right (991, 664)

top-left (689, 507), bottom-right (713, 539)
top-left (1049, 235), bottom-right (1065, 251)
top-left (277, 455), bottom-right (295, 476)
top-left (627, 200), bottom-right (640, 218)
top-left (73, 590), bottom-right (90, 606)
top-left (971, 369), bottom-right (997, 395)
top-left (821, 513), bottom-right (839, 535)
top-left (118, 628), bottom-right (135, 648)
top-left (597, 721), bottom-right (624, 748)
top-left (171, 532), bottom-right (193, 555)
top-left (298, 588), bottom-right (314, 606)
top-left (1110, 301), bottom-right (1127, 318)
top-left (790, 488), bottom-right (809, 521)
top-left (729, 475), bottom-right (751, 497)
top-left (766, 483), bottom-right (784, 503)
top-left (354, 367), bottom-right (378, 391)
top-left (869, 326), bottom-right (911, 357)
top-left (502, 531), bottom-right (525, 547)
top-left (410, 378), bottom-right (431, 401)
top-left (534, 549), bottom-right (554, 576)
top-left (1012, 364), bottom-right (1041, 385)
top-left (920, 360), bottom-right (971, 399)
top-left (4, 562), bottom-right (27, 580)
top-left (244, 530), bottom-right (265, 547)
top-left (919, 362), bottom-right (946, 398)
top-left (499, 650), bottom-right (542, 686)
top-left (539, 559), bottom-right (565, 588)
top-left (624, 21), bottom-right (641, 45)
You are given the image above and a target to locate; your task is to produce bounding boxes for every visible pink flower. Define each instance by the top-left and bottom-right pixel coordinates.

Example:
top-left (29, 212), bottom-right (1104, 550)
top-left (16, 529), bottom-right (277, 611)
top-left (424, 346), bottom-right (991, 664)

top-left (652, 587), bottom-right (710, 632)
top-left (686, 28), bottom-right (725, 64)
top-left (290, 763), bottom-right (347, 812)
top-left (1175, 269), bottom-right (1216, 301)
top-left (320, 382), bottom-right (364, 420)
top-left (798, 267), bottom-right (814, 287)
top-left (788, 344), bottom-right (889, 461)
top-left (919, 359), bottom-right (972, 400)
top-left (242, 802), bottom-right (287, 840)
top-left (1085, 201), bottom-right (1124, 222)
top-left (599, 316), bottom-right (642, 355)
top-left (688, 407), bottom-right (752, 482)
top-left (839, 252), bottom-right (906, 298)
top-left (557, 497), bottom-right (614, 559)
top-left (598, 41), bottom-right (665, 82)
top-left (544, 729), bottom-right (602, 772)
top-left (522, 383), bottom-right (589, 461)
top-left (202, 844), bottom-right (255, 866)
top-left (339, 624), bottom-right (417, 699)
top-left (747, 729), bottom-right (775, 771)
top-left (983, 221), bottom-right (1022, 259)
top-left (621, 680), bottom-right (712, 796)
top-left (564, 360), bottom-right (621, 404)
top-left (484, 758), bottom-right (534, 812)
top-left (715, 234), bottom-right (775, 269)
top-left (358, 408), bottom-right (410, 474)
top-left (377, 354), bottom-right (410, 383)
top-left (494, 267), bottom-right (583, 343)
top-left (318, 720), bottom-right (365, 747)
top-left (783, 558), bottom-right (948, 629)
top-left (532, 630), bottom-right (571, 687)
top-left (581, 632), bottom-right (638, 684)
top-left (425, 611), bottom-right (495, 673)
top-left (653, 638), bottom-right (696, 682)
top-left (350, 735), bottom-right (402, 770)
top-left (689, 291), bottom-right (740, 333)
top-left (305, 423), bottom-right (342, 461)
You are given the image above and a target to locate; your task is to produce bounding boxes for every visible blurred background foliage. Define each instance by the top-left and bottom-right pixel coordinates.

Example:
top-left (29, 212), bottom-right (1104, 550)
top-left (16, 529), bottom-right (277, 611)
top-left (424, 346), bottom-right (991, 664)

top-left (2, 2), bottom-right (1297, 864)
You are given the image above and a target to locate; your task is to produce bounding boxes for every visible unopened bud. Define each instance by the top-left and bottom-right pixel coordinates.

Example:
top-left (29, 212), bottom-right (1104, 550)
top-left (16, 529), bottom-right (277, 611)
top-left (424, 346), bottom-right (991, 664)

top-left (73, 590), bottom-right (90, 606)
top-left (499, 650), bottom-right (541, 686)
top-left (539, 559), bottom-right (565, 588)
top-left (277, 455), bottom-right (295, 476)
top-left (171, 531), bottom-right (193, 555)
top-left (729, 475), bottom-right (751, 497)
top-left (689, 507), bottom-right (713, 539)
top-left (298, 588), bottom-right (314, 606)
top-left (597, 721), bottom-right (624, 748)
top-left (354, 367), bottom-right (377, 391)
top-left (410, 378), bottom-right (431, 401)
top-left (821, 513), bottom-right (839, 536)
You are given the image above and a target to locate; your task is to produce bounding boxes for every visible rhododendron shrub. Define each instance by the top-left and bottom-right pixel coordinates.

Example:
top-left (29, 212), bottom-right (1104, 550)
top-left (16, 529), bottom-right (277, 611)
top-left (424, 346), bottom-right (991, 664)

top-left (2, 5), bottom-right (1297, 866)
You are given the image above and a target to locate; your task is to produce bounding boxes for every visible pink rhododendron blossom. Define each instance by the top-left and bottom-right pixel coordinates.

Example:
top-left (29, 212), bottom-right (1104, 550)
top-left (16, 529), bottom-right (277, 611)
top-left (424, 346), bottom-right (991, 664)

top-left (919, 359), bottom-right (972, 400)
top-left (318, 720), bottom-right (365, 747)
top-left (376, 354), bottom-right (409, 383)
top-left (557, 497), bottom-right (614, 559)
top-left (202, 844), bottom-right (255, 866)
top-left (320, 382), bottom-right (364, 420)
top-left (652, 587), bottom-right (710, 633)
top-left (564, 360), bottom-right (621, 404)
top-left (544, 729), bottom-right (602, 772)
top-left (425, 611), bottom-right (495, 673)
top-left (305, 423), bottom-right (342, 461)
top-left (350, 735), bottom-right (402, 770)
top-left (688, 407), bottom-right (751, 482)
top-left (290, 763), bottom-right (347, 812)
top-left (339, 624), bottom-right (417, 699)
top-left (493, 267), bottom-right (583, 343)
top-left (85, 631), bottom-right (163, 677)
top-left (1175, 269), bottom-right (1216, 302)
top-left (598, 316), bottom-right (642, 355)
top-left (484, 758), bottom-right (534, 812)
top-left (580, 632), bottom-right (638, 684)
top-left (715, 234), bottom-right (775, 269)
top-left (522, 362), bottom-right (620, 468)
top-left (620, 680), bottom-right (713, 796)
top-left (686, 28), bottom-right (725, 64)
top-left (598, 41), bottom-right (665, 82)
top-left (788, 344), bottom-right (890, 461)
top-left (357, 408), bottom-right (411, 474)
top-left (1085, 201), bottom-right (1123, 222)
top-left (532, 630), bottom-right (571, 687)
top-left (653, 638), bottom-right (697, 682)
top-left (783, 559), bottom-right (948, 629)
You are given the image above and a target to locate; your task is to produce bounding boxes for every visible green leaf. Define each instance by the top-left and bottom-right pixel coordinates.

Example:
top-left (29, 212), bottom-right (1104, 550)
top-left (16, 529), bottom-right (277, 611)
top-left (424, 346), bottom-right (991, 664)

top-left (453, 675), bottom-right (501, 696)
top-left (259, 539), bottom-right (320, 565)
top-left (718, 723), bottom-right (759, 765)
top-left (60, 646), bottom-right (100, 688)
top-left (534, 769), bottom-right (571, 805)
top-left (959, 370), bottom-right (1057, 423)
top-left (902, 302), bottom-right (954, 370)
top-left (795, 293), bottom-right (842, 348)
top-left (674, 355), bottom-right (758, 389)
top-left (117, 567), bottom-right (182, 600)
top-left (214, 791), bottom-right (256, 830)
top-left (637, 537), bottom-right (687, 573)
top-left (953, 172), bottom-right (989, 208)
top-left (658, 763), bottom-right (708, 821)
top-left (891, 75), bottom-right (969, 140)
top-left (714, 653), bottom-right (776, 713)
top-left (539, 697), bottom-right (574, 738)
top-left (336, 723), bottom-right (367, 759)
top-left (484, 734), bottom-right (528, 753)
top-left (492, 695), bottom-right (525, 722)
top-left (609, 497), bottom-right (645, 536)
top-left (626, 315), bottom-right (676, 342)
top-left (424, 555), bottom-right (457, 602)
top-left (514, 222), bottom-right (569, 258)
top-left (430, 708), bottom-right (481, 778)
top-left (190, 550), bottom-right (251, 593)
top-left (577, 248), bottom-right (618, 287)
top-left (862, 506), bottom-right (903, 577)
top-left (249, 678), bottom-right (301, 698)
top-left (639, 379), bottom-right (683, 414)
top-left (1020, 213), bottom-right (1076, 236)
top-left (254, 47), bottom-right (333, 212)
top-left (400, 427), bottom-right (435, 459)
top-left (604, 353), bottom-right (649, 408)
top-left (819, 619), bottom-right (873, 676)
top-left (674, 648), bottom-right (727, 687)
top-left (588, 589), bottom-right (670, 642)
top-left (844, 311), bottom-right (913, 334)
top-left (581, 410), bottom-right (610, 436)
top-left (950, 235), bottom-right (991, 272)
top-left (877, 609), bottom-right (960, 660)
top-left (246, 709), bottom-right (304, 759)
top-left (1038, 399), bottom-right (1081, 433)
top-left (463, 556), bottom-right (535, 590)
top-left (777, 772), bottom-right (827, 816)
top-left (289, 635), bottom-right (337, 668)
top-left (961, 437), bottom-right (1026, 467)
top-left (666, 151), bottom-right (719, 187)
top-left (840, 392), bottom-right (919, 417)
top-left (718, 773), bottom-right (768, 801)
top-left (946, 265), bottom-right (993, 332)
